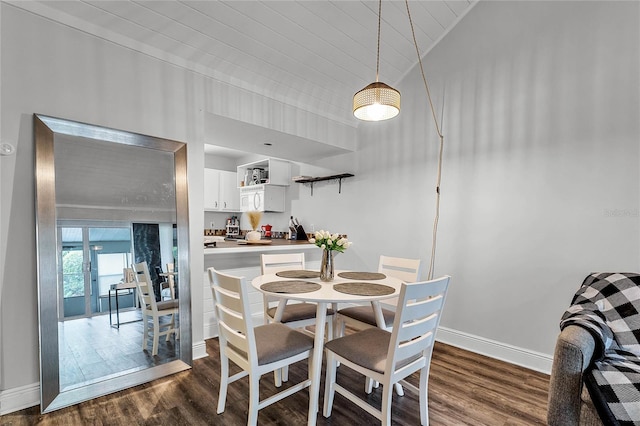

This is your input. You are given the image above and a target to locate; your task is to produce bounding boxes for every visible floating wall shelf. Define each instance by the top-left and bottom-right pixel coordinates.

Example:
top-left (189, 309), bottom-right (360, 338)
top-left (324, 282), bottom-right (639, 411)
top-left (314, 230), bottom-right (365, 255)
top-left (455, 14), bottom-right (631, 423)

top-left (294, 173), bottom-right (354, 196)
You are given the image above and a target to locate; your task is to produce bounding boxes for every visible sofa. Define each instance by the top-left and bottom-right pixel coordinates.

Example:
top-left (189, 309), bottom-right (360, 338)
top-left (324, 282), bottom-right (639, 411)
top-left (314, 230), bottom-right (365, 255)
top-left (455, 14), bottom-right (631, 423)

top-left (548, 272), bottom-right (640, 426)
top-left (547, 325), bottom-right (603, 426)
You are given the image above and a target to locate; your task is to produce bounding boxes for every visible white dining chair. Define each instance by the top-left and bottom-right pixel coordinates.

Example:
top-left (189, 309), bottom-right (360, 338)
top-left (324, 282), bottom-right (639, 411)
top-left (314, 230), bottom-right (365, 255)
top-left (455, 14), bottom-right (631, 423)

top-left (337, 256), bottom-right (422, 333)
top-left (160, 262), bottom-right (176, 301)
top-left (132, 261), bottom-right (179, 356)
top-left (261, 252), bottom-right (334, 386)
top-left (323, 275), bottom-right (450, 426)
top-left (336, 255), bottom-right (421, 394)
top-left (208, 267), bottom-right (313, 425)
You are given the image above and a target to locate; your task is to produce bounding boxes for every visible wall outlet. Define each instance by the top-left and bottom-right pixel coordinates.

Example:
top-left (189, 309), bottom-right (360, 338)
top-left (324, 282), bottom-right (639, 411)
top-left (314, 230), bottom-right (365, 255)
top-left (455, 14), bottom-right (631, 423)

top-left (210, 221), bottom-right (215, 229)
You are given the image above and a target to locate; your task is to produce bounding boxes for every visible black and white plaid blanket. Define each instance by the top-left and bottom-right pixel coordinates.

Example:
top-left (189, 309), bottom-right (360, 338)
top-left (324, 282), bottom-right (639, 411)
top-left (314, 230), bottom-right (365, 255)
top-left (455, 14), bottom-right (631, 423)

top-left (561, 272), bottom-right (640, 426)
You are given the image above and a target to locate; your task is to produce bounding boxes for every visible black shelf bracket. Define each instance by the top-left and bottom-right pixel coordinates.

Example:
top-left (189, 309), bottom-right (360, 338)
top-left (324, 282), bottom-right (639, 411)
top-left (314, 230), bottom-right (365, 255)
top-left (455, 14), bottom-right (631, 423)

top-left (295, 173), bottom-right (354, 196)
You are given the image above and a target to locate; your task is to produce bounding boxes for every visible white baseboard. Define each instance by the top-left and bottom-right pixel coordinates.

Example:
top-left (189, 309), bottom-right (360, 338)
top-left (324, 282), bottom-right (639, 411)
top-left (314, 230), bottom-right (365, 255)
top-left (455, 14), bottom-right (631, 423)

top-left (192, 340), bottom-right (209, 360)
top-left (203, 322), bottom-right (218, 340)
top-left (0, 382), bottom-right (40, 415)
top-left (436, 326), bottom-right (553, 375)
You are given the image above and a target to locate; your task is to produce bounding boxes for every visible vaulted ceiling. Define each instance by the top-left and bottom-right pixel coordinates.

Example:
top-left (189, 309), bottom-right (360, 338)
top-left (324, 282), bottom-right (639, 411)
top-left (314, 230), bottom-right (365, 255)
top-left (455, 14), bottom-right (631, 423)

top-left (11, 0), bottom-right (476, 159)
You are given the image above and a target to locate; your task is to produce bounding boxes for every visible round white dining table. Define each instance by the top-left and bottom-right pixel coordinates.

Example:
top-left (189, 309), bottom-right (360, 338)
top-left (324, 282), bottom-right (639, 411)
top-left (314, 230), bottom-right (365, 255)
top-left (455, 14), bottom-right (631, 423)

top-left (251, 270), bottom-right (403, 426)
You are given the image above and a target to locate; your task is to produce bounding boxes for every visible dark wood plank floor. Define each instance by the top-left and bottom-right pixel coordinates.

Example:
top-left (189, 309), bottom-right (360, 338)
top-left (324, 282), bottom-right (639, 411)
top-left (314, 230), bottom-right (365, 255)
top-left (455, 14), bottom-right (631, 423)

top-left (58, 311), bottom-right (178, 390)
top-left (1, 339), bottom-right (549, 425)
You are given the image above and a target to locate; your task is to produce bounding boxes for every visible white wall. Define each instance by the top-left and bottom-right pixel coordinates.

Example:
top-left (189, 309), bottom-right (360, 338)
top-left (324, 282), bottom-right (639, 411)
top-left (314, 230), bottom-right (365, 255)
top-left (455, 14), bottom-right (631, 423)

top-left (428, 0), bottom-right (638, 357)
top-left (290, 1), bottom-right (639, 368)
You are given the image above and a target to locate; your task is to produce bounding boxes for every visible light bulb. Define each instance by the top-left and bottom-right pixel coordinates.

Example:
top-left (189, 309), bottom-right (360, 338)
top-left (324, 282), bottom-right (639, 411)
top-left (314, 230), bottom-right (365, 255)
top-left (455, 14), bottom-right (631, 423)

top-left (368, 103), bottom-right (385, 121)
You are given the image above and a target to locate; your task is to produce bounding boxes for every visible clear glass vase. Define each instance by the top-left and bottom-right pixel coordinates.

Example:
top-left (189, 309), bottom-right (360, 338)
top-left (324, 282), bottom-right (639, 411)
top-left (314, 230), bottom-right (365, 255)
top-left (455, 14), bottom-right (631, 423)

top-left (320, 249), bottom-right (335, 282)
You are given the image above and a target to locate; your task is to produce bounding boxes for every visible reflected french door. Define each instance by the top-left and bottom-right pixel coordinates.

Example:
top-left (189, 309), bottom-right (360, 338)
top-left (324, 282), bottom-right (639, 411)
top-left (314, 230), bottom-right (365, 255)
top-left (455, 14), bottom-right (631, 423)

top-left (58, 225), bottom-right (132, 319)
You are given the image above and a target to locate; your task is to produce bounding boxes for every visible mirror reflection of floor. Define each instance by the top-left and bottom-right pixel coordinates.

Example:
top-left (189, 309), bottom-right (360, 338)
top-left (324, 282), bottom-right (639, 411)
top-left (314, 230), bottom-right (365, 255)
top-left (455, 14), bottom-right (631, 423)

top-left (58, 311), bottom-right (179, 391)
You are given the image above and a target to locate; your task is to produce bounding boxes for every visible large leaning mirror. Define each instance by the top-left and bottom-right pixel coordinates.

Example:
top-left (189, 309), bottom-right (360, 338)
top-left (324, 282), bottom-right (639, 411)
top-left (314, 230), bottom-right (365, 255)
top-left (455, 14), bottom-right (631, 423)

top-left (35, 114), bottom-right (192, 413)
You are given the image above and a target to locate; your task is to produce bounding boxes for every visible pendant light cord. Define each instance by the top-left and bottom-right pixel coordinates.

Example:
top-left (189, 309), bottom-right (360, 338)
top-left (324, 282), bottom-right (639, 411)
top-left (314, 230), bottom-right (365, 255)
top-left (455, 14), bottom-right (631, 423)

top-left (375, 0), bottom-right (382, 82)
top-left (404, 0), bottom-right (445, 280)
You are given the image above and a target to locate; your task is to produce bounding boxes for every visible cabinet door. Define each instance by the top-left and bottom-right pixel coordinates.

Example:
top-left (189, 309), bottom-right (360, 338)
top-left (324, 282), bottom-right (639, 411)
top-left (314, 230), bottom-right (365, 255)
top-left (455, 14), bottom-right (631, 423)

top-left (262, 186), bottom-right (285, 212)
top-left (219, 170), bottom-right (240, 211)
top-left (203, 169), bottom-right (220, 211)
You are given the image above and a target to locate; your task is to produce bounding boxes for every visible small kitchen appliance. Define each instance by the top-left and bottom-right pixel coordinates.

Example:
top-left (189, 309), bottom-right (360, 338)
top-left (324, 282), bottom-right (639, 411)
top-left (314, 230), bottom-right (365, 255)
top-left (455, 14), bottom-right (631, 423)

top-left (252, 168), bottom-right (267, 184)
top-left (261, 224), bottom-right (273, 238)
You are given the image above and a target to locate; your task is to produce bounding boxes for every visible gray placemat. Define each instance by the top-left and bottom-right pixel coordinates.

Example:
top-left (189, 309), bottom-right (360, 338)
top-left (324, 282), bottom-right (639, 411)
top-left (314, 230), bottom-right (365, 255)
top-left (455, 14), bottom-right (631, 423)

top-left (276, 270), bottom-right (321, 279)
top-left (333, 282), bottom-right (395, 296)
top-left (260, 280), bottom-right (321, 294)
top-left (338, 271), bottom-right (386, 280)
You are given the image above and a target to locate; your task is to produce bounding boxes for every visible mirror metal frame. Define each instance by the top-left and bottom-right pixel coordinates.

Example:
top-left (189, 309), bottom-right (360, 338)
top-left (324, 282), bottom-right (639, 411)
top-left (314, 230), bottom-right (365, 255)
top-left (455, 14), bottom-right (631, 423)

top-left (34, 114), bottom-right (192, 413)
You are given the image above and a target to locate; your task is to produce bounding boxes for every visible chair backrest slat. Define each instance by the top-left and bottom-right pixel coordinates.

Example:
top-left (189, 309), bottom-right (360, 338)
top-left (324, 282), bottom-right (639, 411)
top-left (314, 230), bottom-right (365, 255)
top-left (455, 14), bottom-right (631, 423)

top-left (138, 282), bottom-right (154, 305)
top-left (378, 255), bottom-right (421, 283)
top-left (261, 253), bottom-right (305, 274)
top-left (214, 285), bottom-right (244, 314)
top-left (395, 318), bottom-right (438, 361)
top-left (402, 295), bottom-right (444, 325)
top-left (411, 277), bottom-right (448, 299)
top-left (219, 319), bottom-right (249, 351)
top-left (386, 276), bottom-right (450, 373)
top-left (397, 310), bottom-right (440, 341)
top-left (215, 301), bottom-right (246, 331)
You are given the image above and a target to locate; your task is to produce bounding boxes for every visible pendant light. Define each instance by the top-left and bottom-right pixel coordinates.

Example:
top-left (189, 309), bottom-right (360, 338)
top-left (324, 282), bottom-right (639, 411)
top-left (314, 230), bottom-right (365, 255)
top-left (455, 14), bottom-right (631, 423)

top-left (353, 0), bottom-right (400, 121)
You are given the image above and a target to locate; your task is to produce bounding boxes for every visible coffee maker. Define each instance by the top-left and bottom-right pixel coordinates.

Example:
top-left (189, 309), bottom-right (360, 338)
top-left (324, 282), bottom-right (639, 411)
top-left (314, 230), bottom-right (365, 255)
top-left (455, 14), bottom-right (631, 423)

top-left (252, 168), bottom-right (267, 184)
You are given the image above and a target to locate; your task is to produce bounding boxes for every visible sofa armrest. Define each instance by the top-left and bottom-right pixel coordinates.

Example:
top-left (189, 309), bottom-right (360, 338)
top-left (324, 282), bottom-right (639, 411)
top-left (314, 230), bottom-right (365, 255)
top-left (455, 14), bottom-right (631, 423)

top-left (547, 325), bottom-right (597, 426)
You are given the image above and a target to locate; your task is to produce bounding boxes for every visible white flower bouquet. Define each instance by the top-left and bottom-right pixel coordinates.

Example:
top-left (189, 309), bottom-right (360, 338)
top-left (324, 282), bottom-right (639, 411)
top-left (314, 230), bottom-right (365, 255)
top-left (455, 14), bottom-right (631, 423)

top-left (309, 230), bottom-right (352, 253)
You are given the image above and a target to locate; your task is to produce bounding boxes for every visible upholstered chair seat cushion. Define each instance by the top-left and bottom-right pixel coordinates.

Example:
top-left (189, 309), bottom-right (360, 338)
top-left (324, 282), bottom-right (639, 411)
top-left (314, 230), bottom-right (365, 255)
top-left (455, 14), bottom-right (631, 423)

top-left (337, 305), bottom-right (395, 328)
top-left (227, 324), bottom-right (314, 365)
top-left (156, 299), bottom-right (179, 310)
top-left (267, 303), bottom-right (334, 323)
top-left (324, 327), bottom-right (420, 374)
top-left (254, 323), bottom-right (314, 365)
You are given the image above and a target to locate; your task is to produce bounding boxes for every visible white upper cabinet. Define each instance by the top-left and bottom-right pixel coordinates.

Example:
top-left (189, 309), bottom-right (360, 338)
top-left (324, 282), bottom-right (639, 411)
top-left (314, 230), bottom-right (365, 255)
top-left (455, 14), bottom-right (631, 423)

top-left (219, 170), bottom-right (240, 211)
top-left (204, 169), bottom-right (240, 212)
top-left (204, 169), bottom-right (220, 211)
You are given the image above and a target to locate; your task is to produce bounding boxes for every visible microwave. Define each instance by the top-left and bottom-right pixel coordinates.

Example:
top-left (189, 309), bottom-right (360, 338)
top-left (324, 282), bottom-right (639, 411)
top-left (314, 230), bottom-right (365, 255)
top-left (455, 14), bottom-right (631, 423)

top-left (240, 186), bottom-right (285, 212)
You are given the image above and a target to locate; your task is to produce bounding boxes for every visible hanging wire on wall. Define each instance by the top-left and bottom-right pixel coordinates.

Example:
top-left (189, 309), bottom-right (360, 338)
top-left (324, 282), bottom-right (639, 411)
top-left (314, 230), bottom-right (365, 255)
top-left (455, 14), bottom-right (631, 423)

top-left (403, 0), bottom-right (446, 280)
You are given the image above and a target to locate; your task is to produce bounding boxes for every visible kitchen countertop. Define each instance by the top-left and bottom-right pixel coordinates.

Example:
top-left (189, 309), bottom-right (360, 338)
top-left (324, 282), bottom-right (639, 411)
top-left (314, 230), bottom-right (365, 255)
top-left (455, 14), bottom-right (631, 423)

top-left (204, 239), bottom-right (315, 255)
